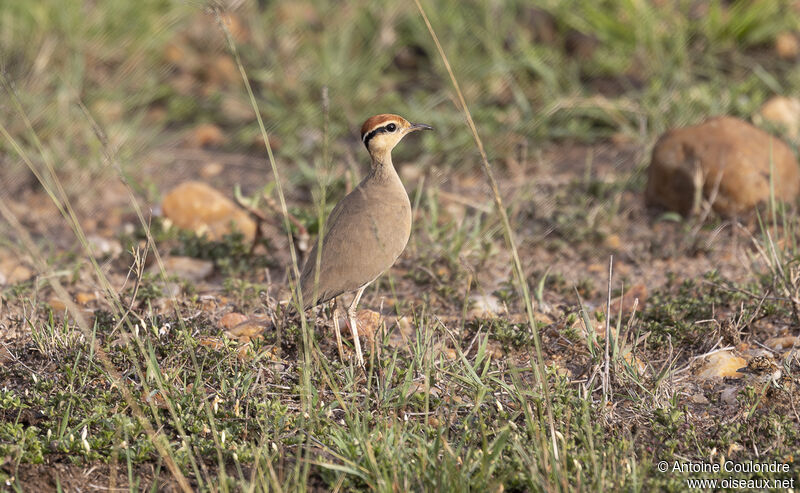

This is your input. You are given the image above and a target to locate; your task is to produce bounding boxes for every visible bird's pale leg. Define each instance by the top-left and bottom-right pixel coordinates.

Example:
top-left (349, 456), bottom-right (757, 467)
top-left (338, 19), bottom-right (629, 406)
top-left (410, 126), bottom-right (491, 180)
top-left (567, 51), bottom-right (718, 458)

top-left (347, 285), bottom-right (368, 366)
top-left (331, 298), bottom-right (345, 363)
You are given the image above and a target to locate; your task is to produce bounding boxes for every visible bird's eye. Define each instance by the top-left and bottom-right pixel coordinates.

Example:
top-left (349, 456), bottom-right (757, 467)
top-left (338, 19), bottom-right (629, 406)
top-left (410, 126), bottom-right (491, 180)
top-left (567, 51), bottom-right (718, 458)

top-left (386, 123), bottom-right (397, 132)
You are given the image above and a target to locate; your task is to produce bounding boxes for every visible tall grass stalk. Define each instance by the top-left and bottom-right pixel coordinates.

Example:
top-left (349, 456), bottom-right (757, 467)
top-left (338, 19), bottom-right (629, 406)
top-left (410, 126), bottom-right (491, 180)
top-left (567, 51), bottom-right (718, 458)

top-left (413, 0), bottom-right (562, 474)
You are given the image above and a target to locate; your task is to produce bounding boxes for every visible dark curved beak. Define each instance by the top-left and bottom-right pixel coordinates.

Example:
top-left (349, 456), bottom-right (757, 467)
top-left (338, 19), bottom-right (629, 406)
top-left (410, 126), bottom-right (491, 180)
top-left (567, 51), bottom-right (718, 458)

top-left (409, 122), bottom-right (433, 132)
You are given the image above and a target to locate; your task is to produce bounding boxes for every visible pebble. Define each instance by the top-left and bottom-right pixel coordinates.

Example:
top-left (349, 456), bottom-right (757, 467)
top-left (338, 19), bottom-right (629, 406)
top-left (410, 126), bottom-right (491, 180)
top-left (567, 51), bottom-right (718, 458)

top-left (76, 292), bottom-right (96, 305)
top-left (764, 335), bottom-right (799, 351)
top-left (757, 96), bottom-right (800, 140)
top-left (219, 312), bottom-right (248, 330)
top-left (225, 320), bottom-right (267, 342)
top-left (467, 294), bottom-right (504, 318)
top-left (775, 32), bottom-right (799, 59)
top-left (87, 235), bottom-right (123, 259)
top-left (156, 256), bottom-right (214, 282)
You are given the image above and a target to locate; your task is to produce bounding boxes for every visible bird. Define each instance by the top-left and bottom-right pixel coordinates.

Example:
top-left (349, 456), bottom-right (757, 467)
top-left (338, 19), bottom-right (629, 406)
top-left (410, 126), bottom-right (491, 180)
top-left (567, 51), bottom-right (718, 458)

top-left (298, 113), bottom-right (432, 365)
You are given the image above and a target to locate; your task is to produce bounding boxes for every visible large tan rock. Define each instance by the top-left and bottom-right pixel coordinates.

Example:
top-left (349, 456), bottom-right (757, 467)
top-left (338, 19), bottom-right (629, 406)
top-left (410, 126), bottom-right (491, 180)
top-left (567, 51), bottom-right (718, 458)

top-left (695, 350), bottom-right (746, 380)
top-left (646, 117), bottom-right (800, 216)
top-left (161, 181), bottom-right (256, 242)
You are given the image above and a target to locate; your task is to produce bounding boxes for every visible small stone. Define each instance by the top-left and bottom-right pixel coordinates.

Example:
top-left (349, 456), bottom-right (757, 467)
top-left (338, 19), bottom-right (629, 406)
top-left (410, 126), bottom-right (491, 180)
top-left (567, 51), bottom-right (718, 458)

top-left (690, 393), bottom-right (709, 405)
top-left (720, 386), bottom-right (740, 405)
top-left (0, 260), bottom-right (32, 285)
top-left (76, 292), bottom-right (96, 305)
top-left (603, 233), bottom-right (622, 250)
top-left (157, 256), bottom-right (214, 282)
top-left (220, 97), bottom-right (254, 124)
top-left (0, 346), bottom-right (14, 365)
top-left (355, 309), bottom-right (381, 342)
top-left (161, 181), bottom-right (256, 242)
top-left (764, 335), bottom-right (799, 351)
top-left (199, 295), bottom-right (218, 312)
top-left (387, 316), bottom-right (414, 349)
top-left (695, 350), bottom-right (746, 379)
top-left (206, 56), bottom-right (238, 87)
top-left (608, 283), bottom-right (647, 318)
top-left (225, 321), bottom-right (267, 342)
top-left (219, 312), bottom-right (248, 330)
top-left (757, 96), bottom-right (800, 140)
top-left (160, 282), bottom-right (182, 298)
top-left (468, 294), bottom-right (504, 318)
top-left (200, 162), bottom-right (224, 178)
top-left (776, 32), bottom-right (799, 59)
top-left (610, 132), bottom-right (634, 147)
top-left (144, 390), bottom-right (169, 409)
top-left (86, 235), bottom-right (123, 259)
top-left (91, 99), bottom-right (125, 124)
top-left (187, 123), bottom-right (226, 148)
top-left (199, 336), bottom-right (225, 350)
top-left (646, 116), bottom-right (800, 216)
top-left (486, 341), bottom-right (505, 359)
top-left (507, 311), bottom-right (554, 326)
top-left (623, 352), bottom-right (647, 375)
top-left (219, 14), bottom-right (249, 43)
top-left (48, 298), bottom-right (67, 312)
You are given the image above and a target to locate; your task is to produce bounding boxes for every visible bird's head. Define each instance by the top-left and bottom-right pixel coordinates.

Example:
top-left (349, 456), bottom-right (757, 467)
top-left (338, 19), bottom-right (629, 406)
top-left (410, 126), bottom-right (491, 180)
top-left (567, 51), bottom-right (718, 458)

top-left (360, 114), bottom-right (432, 159)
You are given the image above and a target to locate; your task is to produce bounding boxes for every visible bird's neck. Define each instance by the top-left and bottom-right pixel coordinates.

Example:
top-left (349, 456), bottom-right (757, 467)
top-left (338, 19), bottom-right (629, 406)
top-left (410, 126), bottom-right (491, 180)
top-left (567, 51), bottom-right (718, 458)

top-left (367, 152), bottom-right (399, 184)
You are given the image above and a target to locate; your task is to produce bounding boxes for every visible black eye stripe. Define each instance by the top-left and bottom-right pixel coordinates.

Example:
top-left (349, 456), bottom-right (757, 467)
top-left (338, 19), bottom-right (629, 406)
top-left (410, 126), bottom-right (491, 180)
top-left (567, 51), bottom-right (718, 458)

top-left (362, 123), bottom-right (398, 147)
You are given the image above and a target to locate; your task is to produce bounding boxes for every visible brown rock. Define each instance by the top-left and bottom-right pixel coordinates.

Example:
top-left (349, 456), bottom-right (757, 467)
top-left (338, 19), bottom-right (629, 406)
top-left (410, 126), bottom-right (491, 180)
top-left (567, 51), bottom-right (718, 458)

top-left (355, 309), bottom-right (383, 342)
top-left (0, 346), bottom-right (14, 365)
top-left (695, 350), bottom-right (746, 379)
top-left (87, 235), bottom-right (123, 259)
top-left (220, 97), bottom-right (254, 124)
top-left (76, 292), bottom-right (96, 305)
top-left (90, 99), bottom-right (124, 124)
top-left (646, 117), bottom-right (800, 216)
top-left (157, 256), bottom-right (214, 282)
top-left (608, 283), bottom-right (647, 317)
top-left (199, 336), bottom-right (225, 350)
top-left (603, 233), bottom-right (622, 250)
top-left (225, 321), bottom-right (267, 342)
top-left (388, 316), bottom-right (414, 349)
top-left (161, 181), bottom-right (256, 242)
top-left (200, 162), bottom-right (224, 179)
top-left (757, 96), bottom-right (800, 140)
top-left (219, 312), bottom-right (248, 330)
top-left (776, 32), bottom-right (799, 59)
top-left (467, 294), bottom-right (504, 318)
top-left (187, 123), bottom-right (226, 148)
top-left (205, 56), bottom-right (238, 87)
top-left (48, 298), bottom-right (67, 312)
top-left (764, 335), bottom-right (799, 351)
top-left (623, 352), bottom-right (647, 375)
top-left (0, 258), bottom-right (32, 285)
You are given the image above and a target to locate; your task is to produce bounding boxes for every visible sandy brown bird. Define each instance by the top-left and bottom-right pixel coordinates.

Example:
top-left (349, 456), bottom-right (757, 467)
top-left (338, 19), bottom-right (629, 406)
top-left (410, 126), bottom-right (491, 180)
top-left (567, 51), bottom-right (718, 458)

top-left (299, 114), bottom-right (432, 365)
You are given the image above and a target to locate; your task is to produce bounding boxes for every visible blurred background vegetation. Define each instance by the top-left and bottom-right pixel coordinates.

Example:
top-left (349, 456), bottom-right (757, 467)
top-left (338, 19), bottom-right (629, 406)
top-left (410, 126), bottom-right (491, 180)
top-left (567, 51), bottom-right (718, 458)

top-left (2, 0), bottom-right (799, 188)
